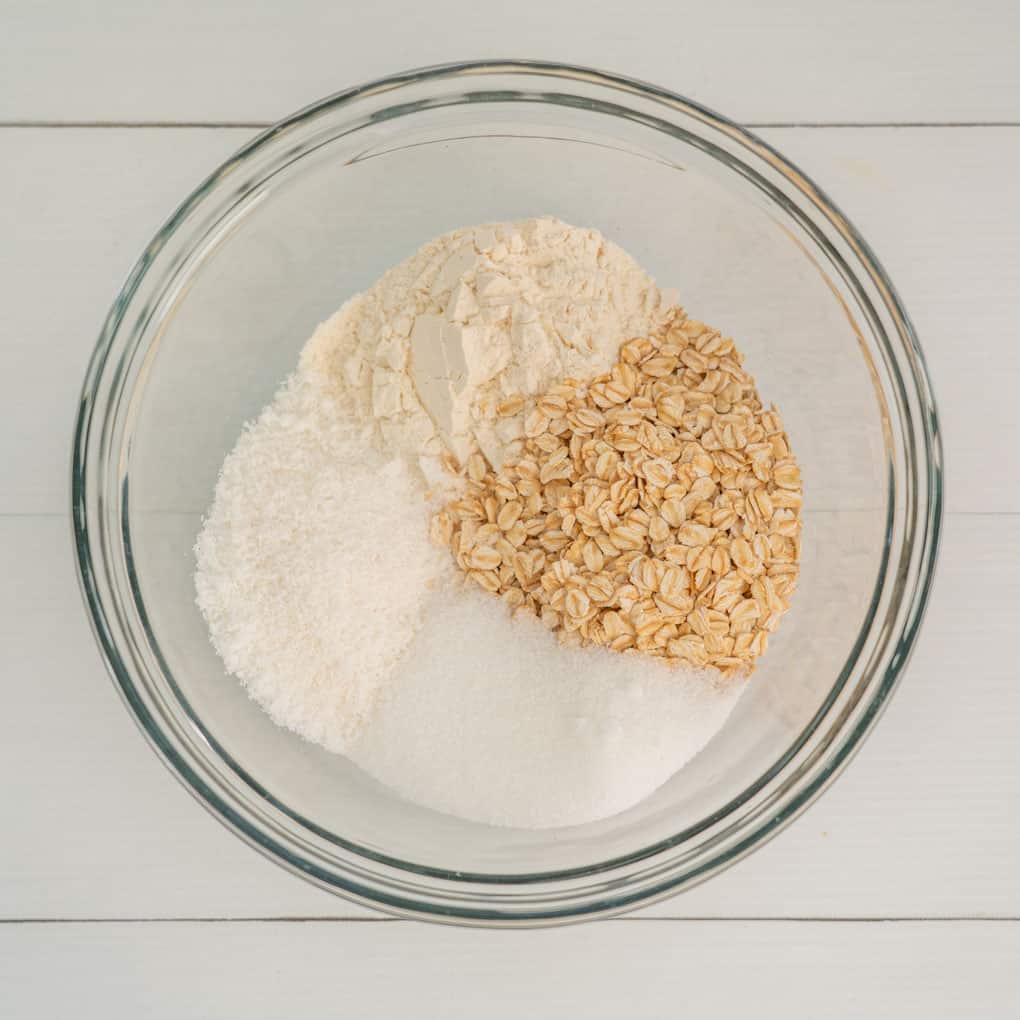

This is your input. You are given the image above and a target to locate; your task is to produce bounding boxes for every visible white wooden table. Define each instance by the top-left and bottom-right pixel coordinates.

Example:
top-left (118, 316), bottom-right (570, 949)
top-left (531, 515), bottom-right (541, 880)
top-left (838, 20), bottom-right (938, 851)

top-left (3, 3), bottom-right (1019, 1016)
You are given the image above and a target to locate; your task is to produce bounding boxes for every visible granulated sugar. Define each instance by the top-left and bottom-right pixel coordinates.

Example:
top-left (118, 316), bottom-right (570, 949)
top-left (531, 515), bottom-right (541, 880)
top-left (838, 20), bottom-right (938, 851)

top-left (350, 590), bottom-right (743, 828)
top-left (194, 372), bottom-right (449, 753)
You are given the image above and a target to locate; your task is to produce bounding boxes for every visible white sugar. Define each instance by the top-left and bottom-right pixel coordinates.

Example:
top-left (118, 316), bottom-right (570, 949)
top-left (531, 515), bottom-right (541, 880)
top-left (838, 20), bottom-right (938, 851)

top-left (350, 589), bottom-right (743, 828)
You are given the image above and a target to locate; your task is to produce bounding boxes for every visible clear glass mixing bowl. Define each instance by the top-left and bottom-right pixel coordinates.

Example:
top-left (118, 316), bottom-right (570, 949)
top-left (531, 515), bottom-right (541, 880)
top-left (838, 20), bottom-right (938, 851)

top-left (72, 61), bottom-right (942, 926)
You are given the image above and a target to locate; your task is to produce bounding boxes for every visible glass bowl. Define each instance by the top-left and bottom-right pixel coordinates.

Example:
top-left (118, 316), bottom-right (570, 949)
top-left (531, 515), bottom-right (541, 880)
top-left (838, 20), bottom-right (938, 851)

top-left (72, 60), bottom-right (942, 926)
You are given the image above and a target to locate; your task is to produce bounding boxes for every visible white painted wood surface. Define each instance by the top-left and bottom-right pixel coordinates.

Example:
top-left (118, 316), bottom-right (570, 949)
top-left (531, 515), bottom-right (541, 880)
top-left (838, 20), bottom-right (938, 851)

top-left (3, 921), bottom-right (1017, 1018)
top-left (4, 126), bottom-right (1018, 515)
top-left (3, 1), bottom-right (1020, 124)
top-left (3, 3), bottom-right (1019, 1015)
top-left (4, 513), bottom-right (1016, 922)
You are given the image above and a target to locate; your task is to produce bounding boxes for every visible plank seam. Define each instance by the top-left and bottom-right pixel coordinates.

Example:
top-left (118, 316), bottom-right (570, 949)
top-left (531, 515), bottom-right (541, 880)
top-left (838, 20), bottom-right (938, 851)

top-left (1, 120), bottom-right (1020, 130)
top-left (2, 916), bottom-right (1018, 924)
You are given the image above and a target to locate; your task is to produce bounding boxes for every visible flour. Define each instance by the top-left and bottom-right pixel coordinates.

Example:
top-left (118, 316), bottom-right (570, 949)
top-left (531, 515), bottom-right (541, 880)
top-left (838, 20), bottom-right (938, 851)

top-left (194, 372), bottom-right (449, 753)
top-left (300, 217), bottom-right (674, 469)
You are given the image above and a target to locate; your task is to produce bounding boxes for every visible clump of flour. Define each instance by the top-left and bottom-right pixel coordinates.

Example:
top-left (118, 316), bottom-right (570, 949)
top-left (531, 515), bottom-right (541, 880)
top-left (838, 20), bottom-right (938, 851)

top-left (350, 590), bottom-right (743, 828)
top-left (300, 216), bottom-right (674, 468)
top-left (194, 373), bottom-right (449, 752)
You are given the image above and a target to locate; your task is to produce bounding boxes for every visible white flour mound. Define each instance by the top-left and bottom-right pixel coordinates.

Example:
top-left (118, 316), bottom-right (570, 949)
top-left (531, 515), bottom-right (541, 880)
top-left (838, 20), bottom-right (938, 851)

top-left (300, 216), bottom-right (674, 468)
top-left (350, 590), bottom-right (744, 829)
top-left (194, 372), bottom-right (449, 753)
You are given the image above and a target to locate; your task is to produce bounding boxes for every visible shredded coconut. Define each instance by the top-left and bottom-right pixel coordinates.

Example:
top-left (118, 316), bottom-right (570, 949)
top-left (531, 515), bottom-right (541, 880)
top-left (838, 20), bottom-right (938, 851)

top-left (300, 216), bottom-right (675, 469)
top-left (194, 373), bottom-right (449, 752)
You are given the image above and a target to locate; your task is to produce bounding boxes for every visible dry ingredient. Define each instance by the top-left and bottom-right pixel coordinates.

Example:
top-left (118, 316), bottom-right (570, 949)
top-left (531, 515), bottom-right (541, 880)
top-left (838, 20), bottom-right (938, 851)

top-left (194, 373), bottom-right (450, 753)
top-left (433, 313), bottom-right (802, 676)
top-left (350, 589), bottom-right (743, 828)
top-left (195, 217), bottom-right (797, 829)
top-left (300, 217), bottom-right (674, 469)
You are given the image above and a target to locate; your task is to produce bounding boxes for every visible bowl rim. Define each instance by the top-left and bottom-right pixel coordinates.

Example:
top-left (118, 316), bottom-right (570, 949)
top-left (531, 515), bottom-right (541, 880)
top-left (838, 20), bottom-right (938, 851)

top-left (71, 58), bottom-right (943, 926)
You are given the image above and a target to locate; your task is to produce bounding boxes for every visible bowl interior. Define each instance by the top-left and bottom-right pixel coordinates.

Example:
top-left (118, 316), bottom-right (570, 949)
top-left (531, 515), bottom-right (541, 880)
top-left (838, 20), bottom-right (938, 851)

top-left (119, 87), bottom-right (887, 879)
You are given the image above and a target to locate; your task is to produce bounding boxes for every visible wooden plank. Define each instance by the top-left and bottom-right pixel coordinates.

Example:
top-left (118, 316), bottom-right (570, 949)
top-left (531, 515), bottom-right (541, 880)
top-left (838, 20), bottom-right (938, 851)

top-left (2, 513), bottom-right (1015, 920)
top-left (0, 128), bottom-right (251, 516)
top-left (759, 127), bottom-right (1020, 515)
top-left (4, 2), bottom-right (1020, 124)
top-left (0, 126), bottom-right (1016, 514)
top-left (2, 920), bottom-right (1016, 1017)
top-left (0, 514), bottom-right (347, 920)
